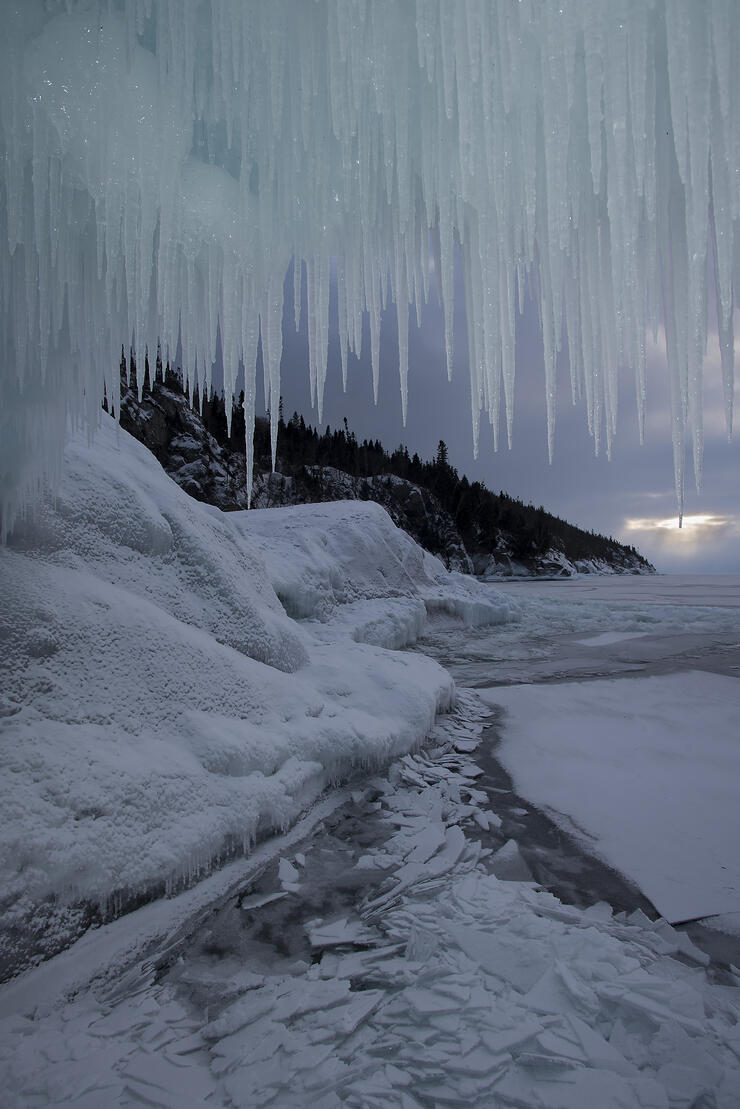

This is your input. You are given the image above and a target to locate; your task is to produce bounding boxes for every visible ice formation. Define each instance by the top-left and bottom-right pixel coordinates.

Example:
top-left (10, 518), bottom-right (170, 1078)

top-left (1, 0), bottom-right (738, 529)
top-left (1, 418), bottom-right (515, 939)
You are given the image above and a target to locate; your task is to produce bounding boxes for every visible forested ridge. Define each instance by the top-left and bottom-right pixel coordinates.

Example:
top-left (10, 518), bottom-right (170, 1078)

top-left (115, 357), bottom-right (653, 575)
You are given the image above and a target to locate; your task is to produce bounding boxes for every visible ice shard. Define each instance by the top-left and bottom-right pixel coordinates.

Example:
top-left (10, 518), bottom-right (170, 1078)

top-left (1, 1), bottom-right (737, 530)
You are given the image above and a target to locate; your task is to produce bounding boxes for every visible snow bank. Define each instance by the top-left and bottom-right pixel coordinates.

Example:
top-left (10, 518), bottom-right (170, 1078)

top-left (0, 420), bottom-right (511, 969)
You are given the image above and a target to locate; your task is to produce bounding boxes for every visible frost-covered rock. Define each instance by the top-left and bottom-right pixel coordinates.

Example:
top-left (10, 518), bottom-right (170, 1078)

top-left (0, 419), bottom-right (515, 975)
top-left (119, 380), bottom-right (248, 511)
top-left (475, 545), bottom-right (653, 580)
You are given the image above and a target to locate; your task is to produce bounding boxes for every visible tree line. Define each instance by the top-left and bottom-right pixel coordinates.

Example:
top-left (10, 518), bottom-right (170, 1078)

top-left (118, 353), bottom-right (649, 567)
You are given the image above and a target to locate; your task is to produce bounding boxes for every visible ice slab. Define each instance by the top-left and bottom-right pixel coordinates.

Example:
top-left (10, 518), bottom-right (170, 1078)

top-left (308, 919), bottom-right (380, 949)
top-left (481, 671), bottom-right (740, 923)
top-left (490, 839), bottom-right (535, 883)
top-left (575, 632), bottom-right (651, 647)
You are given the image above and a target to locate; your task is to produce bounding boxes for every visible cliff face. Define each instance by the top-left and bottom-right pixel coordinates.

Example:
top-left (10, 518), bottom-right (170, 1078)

top-left (119, 380), bottom-right (247, 510)
top-left (118, 375), bottom-right (654, 578)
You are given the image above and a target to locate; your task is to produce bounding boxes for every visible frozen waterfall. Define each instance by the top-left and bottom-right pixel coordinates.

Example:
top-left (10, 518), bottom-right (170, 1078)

top-left (1, 0), bottom-right (738, 531)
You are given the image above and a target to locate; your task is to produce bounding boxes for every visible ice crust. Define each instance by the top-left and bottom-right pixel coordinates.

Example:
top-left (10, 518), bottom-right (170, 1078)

top-left (0, 419), bottom-right (512, 935)
top-left (2, 1), bottom-right (739, 530)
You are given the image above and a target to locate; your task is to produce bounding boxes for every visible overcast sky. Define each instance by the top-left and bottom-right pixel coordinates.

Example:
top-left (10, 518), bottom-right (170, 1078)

top-left (267, 260), bottom-right (739, 575)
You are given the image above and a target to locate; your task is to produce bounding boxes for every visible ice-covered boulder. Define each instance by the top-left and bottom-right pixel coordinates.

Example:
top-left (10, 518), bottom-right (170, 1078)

top-left (241, 499), bottom-right (515, 644)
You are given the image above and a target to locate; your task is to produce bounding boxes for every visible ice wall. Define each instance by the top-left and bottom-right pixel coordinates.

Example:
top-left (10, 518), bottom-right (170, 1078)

top-left (1, 0), bottom-right (738, 530)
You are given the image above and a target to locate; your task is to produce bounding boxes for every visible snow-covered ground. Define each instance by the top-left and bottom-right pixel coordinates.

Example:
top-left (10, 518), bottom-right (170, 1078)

top-left (0, 419), bottom-right (511, 974)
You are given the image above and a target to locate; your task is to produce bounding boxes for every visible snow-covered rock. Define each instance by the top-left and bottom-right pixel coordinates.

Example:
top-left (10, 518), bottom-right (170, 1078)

top-left (240, 499), bottom-right (513, 642)
top-left (0, 418), bottom-right (513, 975)
top-left (477, 546), bottom-right (654, 580)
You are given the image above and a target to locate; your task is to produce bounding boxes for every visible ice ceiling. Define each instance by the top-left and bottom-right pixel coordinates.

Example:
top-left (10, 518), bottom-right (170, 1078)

top-left (1, 0), bottom-right (738, 531)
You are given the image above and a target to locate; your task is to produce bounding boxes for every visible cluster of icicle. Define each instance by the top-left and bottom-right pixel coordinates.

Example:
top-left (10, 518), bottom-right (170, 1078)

top-left (1, 0), bottom-right (737, 532)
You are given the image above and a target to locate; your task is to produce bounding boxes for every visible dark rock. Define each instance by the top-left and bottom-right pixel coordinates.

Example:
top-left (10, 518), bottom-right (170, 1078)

top-left (117, 377), bottom-right (654, 578)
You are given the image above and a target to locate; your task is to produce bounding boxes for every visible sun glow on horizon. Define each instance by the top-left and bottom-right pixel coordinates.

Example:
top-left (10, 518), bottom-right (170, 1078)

top-left (621, 509), bottom-right (740, 571)
top-left (626, 514), bottom-right (731, 533)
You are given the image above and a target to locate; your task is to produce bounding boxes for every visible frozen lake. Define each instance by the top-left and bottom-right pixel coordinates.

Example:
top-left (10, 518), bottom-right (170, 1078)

top-left (421, 574), bottom-right (740, 930)
top-left (419, 573), bottom-right (740, 689)
top-left (488, 573), bottom-right (740, 609)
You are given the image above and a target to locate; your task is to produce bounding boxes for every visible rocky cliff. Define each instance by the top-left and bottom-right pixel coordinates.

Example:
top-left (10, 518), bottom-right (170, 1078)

top-left (117, 371), bottom-right (654, 578)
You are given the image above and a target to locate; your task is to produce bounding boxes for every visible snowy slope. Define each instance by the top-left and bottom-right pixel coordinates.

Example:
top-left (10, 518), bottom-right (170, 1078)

top-left (0, 418), bottom-right (513, 974)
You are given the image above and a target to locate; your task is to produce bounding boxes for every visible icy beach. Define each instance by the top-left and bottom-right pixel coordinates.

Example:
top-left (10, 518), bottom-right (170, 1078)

top-left (1, 425), bottom-right (739, 1106)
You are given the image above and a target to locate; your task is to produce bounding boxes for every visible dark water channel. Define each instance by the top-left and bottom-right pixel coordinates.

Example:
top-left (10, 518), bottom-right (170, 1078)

top-left (164, 789), bottom-right (397, 1009)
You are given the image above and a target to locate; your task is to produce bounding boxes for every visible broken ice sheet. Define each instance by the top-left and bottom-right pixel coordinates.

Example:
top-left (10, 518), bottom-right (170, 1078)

top-left (122, 1052), bottom-right (218, 1104)
top-left (308, 918), bottom-right (381, 948)
top-left (278, 857), bottom-right (300, 886)
top-left (452, 738), bottom-right (479, 753)
top-left (401, 824), bottom-right (446, 864)
top-left (444, 921), bottom-right (550, 992)
top-left (474, 810), bottom-right (502, 831)
top-left (240, 890), bottom-right (290, 912)
top-left (490, 838), bottom-right (535, 882)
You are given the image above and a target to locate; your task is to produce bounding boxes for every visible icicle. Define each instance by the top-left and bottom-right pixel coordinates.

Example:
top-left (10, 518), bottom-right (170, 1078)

top-left (336, 259), bottom-right (349, 391)
top-left (393, 241), bottom-right (410, 425)
top-left (240, 303), bottom-right (260, 508)
top-left (260, 278), bottom-right (283, 473)
top-left (1, 0), bottom-right (737, 533)
top-left (243, 373), bottom-right (256, 509)
top-left (293, 256), bottom-right (303, 333)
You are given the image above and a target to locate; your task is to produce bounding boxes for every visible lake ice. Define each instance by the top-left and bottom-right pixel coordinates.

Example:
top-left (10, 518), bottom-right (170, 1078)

top-left (481, 669), bottom-right (740, 924)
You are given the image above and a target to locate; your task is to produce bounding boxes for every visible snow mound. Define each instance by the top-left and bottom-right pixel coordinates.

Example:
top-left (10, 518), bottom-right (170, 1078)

top-left (0, 420), bottom-right (510, 971)
top-left (6, 418), bottom-right (307, 675)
